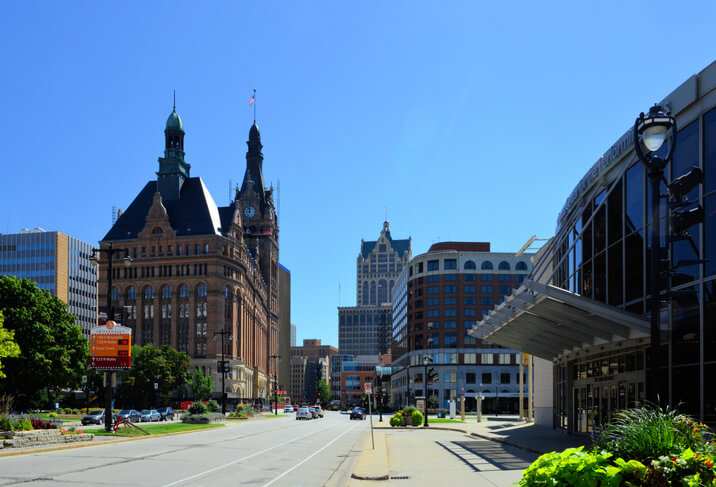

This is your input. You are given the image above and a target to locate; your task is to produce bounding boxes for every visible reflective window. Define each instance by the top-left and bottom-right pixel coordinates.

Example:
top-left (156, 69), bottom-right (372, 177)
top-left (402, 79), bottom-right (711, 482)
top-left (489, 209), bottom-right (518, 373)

top-left (515, 261), bottom-right (528, 271)
top-left (608, 180), bottom-right (623, 246)
top-left (444, 259), bottom-right (457, 270)
top-left (481, 261), bottom-right (493, 270)
top-left (673, 120), bottom-right (701, 202)
top-left (498, 261), bottom-right (510, 270)
top-left (427, 260), bottom-right (439, 271)
top-left (706, 195), bottom-right (716, 278)
top-left (671, 284), bottom-right (700, 367)
top-left (705, 281), bottom-right (716, 363)
top-left (464, 260), bottom-right (476, 270)
top-left (706, 107), bottom-right (716, 196)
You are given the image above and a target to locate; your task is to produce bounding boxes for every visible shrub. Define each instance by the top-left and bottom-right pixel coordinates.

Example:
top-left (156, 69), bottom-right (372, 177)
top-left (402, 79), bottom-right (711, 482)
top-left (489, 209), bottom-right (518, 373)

top-left (206, 399), bottom-right (221, 413)
top-left (517, 447), bottom-right (646, 487)
top-left (0, 414), bottom-right (32, 431)
top-left (182, 413), bottom-right (225, 424)
top-left (402, 406), bottom-right (417, 415)
top-left (47, 412), bottom-right (57, 418)
top-left (233, 405), bottom-right (255, 418)
top-left (188, 402), bottom-right (208, 415)
top-left (389, 413), bottom-right (403, 427)
top-left (410, 410), bottom-right (424, 427)
top-left (594, 404), bottom-right (711, 463)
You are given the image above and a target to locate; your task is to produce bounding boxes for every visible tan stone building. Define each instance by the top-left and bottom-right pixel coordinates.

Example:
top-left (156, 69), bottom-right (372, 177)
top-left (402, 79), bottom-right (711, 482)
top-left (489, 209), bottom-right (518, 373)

top-left (97, 106), bottom-right (279, 406)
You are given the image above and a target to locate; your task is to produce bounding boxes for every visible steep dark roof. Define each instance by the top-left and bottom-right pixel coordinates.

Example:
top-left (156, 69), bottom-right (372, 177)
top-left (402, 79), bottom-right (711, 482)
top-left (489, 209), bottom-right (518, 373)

top-left (103, 178), bottom-right (226, 241)
top-left (361, 231), bottom-right (411, 259)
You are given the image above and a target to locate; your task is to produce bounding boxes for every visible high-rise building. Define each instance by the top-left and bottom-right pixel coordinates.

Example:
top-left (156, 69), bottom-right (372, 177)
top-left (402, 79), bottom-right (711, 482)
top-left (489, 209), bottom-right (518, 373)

top-left (98, 106), bottom-right (279, 406)
top-left (0, 229), bottom-right (97, 336)
top-left (278, 265), bottom-right (291, 398)
top-left (339, 221), bottom-right (411, 356)
top-left (290, 323), bottom-right (296, 347)
top-left (390, 242), bottom-right (534, 411)
top-left (289, 356), bottom-right (307, 403)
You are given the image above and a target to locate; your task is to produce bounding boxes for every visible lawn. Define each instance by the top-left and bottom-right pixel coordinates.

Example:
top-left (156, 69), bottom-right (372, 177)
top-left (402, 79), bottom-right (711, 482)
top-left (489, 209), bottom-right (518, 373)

top-left (93, 422), bottom-right (224, 437)
top-left (30, 412), bottom-right (82, 421)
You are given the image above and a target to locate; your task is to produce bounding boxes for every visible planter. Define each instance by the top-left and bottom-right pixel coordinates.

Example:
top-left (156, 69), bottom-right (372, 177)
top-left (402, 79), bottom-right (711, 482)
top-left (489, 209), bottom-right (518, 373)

top-left (0, 430), bottom-right (94, 449)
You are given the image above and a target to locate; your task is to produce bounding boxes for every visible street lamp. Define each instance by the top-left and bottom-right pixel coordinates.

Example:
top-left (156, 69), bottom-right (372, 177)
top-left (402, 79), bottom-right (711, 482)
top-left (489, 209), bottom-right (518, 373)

top-left (270, 354), bottom-right (281, 415)
top-left (634, 104), bottom-right (677, 406)
top-left (213, 330), bottom-right (232, 414)
top-left (376, 367), bottom-right (383, 422)
top-left (423, 353), bottom-right (432, 427)
top-left (89, 242), bottom-right (132, 432)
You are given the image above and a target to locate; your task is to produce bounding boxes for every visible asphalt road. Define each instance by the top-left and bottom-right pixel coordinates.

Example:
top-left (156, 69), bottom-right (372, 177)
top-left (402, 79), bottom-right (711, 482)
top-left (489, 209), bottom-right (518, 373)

top-left (0, 412), bottom-right (369, 487)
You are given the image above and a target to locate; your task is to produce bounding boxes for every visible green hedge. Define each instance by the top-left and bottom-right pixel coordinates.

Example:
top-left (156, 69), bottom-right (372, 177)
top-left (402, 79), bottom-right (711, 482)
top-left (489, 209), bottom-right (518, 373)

top-left (182, 413), bottom-right (225, 424)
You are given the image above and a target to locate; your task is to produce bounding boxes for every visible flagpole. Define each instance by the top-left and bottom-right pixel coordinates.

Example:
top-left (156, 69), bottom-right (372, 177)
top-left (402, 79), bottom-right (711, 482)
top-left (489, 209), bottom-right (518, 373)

top-left (253, 89), bottom-right (256, 122)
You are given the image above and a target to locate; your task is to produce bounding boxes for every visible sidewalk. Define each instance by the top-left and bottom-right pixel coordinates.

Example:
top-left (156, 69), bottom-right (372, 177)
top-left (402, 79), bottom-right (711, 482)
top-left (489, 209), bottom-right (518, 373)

top-left (351, 415), bottom-right (590, 482)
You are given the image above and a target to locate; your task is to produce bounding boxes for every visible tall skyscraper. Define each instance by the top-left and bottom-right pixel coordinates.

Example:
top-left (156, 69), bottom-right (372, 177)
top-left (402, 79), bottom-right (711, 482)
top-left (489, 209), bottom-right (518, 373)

top-left (339, 221), bottom-right (411, 356)
top-left (98, 106), bottom-right (279, 406)
top-left (0, 229), bottom-right (97, 336)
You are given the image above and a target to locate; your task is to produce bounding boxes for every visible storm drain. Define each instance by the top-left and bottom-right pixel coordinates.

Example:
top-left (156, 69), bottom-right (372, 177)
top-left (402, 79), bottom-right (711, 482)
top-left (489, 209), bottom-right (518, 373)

top-left (390, 476), bottom-right (410, 480)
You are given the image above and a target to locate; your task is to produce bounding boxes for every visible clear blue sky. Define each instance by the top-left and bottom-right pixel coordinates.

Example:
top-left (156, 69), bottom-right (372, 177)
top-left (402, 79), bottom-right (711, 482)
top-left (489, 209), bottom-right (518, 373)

top-left (1, 2), bottom-right (715, 347)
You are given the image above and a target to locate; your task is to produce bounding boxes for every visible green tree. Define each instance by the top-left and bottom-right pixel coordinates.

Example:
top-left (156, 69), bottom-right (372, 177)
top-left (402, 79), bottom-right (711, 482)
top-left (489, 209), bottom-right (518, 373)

top-left (116, 344), bottom-right (190, 407)
top-left (0, 311), bottom-right (20, 379)
top-left (428, 393), bottom-right (439, 409)
top-left (316, 379), bottom-right (330, 405)
top-left (190, 367), bottom-right (214, 401)
top-left (0, 276), bottom-right (89, 409)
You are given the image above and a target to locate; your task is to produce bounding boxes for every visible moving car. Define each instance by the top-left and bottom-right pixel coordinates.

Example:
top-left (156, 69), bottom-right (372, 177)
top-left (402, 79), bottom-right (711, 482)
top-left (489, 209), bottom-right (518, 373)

top-left (296, 407), bottom-right (311, 420)
top-left (116, 409), bottom-right (141, 423)
top-left (81, 410), bottom-right (105, 425)
top-left (350, 408), bottom-right (366, 420)
top-left (314, 406), bottom-right (324, 418)
top-left (156, 407), bottom-right (174, 421)
top-left (140, 409), bottom-right (161, 422)
top-left (283, 405), bottom-right (294, 413)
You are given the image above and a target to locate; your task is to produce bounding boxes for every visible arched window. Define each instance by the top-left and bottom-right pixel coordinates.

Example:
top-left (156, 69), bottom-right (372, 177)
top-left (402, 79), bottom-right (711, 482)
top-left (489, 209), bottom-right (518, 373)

top-left (144, 286), bottom-right (154, 299)
top-left (464, 260), bottom-right (476, 270)
top-left (481, 261), bottom-right (494, 270)
top-left (378, 279), bottom-right (388, 305)
top-left (197, 283), bottom-right (207, 297)
top-left (179, 284), bottom-right (189, 298)
top-left (111, 287), bottom-right (119, 302)
top-left (498, 261), bottom-right (511, 270)
top-left (225, 286), bottom-right (230, 298)
top-left (152, 227), bottom-right (163, 234)
top-left (516, 261), bottom-right (528, 271)
top-left (161, 285), bottom-right (172, 299)
top-left (126, 286), bottom-right (136, 301)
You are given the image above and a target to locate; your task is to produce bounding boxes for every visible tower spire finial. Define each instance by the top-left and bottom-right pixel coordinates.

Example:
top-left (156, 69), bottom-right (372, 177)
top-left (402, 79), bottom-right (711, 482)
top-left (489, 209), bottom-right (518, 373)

top-left (173, 89), bottom-right (176, 110)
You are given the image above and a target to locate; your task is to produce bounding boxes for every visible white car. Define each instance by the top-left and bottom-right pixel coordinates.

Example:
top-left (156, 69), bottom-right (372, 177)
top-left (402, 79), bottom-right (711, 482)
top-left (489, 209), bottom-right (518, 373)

top-left (283, 405), bottom-right (294, 413)
top-left (296, 407), bottom-right (312, 420)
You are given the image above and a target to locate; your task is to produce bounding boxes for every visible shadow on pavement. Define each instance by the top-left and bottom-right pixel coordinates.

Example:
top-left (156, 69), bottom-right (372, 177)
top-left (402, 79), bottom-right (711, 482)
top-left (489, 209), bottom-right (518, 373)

top-left (436, 440), bottom-right (537, 472)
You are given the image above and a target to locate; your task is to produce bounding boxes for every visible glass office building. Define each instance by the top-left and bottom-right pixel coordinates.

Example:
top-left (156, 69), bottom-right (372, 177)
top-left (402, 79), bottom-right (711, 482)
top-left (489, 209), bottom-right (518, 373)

top-left (0, 229), bottom-right (97, 336)
top-left (471, 60), bottom-right (716, 432)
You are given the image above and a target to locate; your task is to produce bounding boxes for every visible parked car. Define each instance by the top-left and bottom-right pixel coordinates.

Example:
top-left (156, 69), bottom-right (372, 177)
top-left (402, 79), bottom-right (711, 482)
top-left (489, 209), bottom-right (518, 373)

top-left (350, 408), bottom-right (365, 420)
top-left (116, 409), bottom-right (141, 423)
top-left (296, 407), bottom-right (312, 420)
top-left (314, 406), bottom-right (324, 418)
top-left (81, 410), bottom-right (105, 425)
top-left (140, 409), bottom-right (161, 422)
top-left (156, 407), bottom-right (175, 421)
top-left (283, 405), bottom-right (294, 413)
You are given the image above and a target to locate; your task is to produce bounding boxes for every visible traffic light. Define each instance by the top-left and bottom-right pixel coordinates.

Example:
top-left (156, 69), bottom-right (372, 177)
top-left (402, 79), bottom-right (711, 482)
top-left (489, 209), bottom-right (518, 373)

top-left (427, 367), bottom-right (438, 382)
top-left (667, 166), bottom-right (706, 264)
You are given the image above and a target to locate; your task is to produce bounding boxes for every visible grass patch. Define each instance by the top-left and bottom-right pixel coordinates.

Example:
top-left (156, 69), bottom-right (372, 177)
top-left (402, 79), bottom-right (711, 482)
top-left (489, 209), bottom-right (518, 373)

top-left (429, 419), bottom-right (466, 423)
top-left (93, 422), bottom-right (223, 437)
top-left (31, 413), bottom-right (81, 421)
top-left (260, 414), bottom-right (287, 419)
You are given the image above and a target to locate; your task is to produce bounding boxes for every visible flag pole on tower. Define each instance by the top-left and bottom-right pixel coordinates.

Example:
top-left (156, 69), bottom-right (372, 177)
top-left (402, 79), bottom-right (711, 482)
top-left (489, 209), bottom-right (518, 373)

top-left (249, 89), bottom-right (256, 122)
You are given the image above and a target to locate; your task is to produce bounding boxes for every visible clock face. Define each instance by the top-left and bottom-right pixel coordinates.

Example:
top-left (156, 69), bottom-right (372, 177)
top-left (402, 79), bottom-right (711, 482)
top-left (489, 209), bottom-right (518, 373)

top-left (244, 206), bottom-right (256, 219)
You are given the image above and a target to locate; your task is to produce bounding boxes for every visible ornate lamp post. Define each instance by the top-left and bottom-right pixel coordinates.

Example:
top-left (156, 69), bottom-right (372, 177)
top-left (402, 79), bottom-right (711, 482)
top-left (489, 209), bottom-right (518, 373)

top-left (89, 243), bottom-right (132, 432)
top-left (423, 353), bottom-right (432, 427)
top-left (634, 105), bottom-right (677, 406)
top-left (271, 354), bottom-right (281, 415)
top-left (376, 367), bottom-right (383, 422)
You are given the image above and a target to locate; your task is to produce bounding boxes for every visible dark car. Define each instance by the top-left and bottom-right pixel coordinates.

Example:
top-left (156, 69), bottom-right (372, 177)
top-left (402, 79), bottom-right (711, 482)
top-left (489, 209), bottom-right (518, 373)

top-left (116, 409), bottom-right (141, 423)
top-left (81, 410), bottom-right (105, 425)
top-left (156, 407), bottom-right (174, 421)
top-left (350, 408), bottom-right (365, 420)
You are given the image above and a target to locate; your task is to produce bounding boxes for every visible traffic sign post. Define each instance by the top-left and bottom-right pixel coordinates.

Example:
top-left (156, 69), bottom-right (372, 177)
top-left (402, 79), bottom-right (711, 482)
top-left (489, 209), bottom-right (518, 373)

top-left (364, 382), bottom-right (374, 449)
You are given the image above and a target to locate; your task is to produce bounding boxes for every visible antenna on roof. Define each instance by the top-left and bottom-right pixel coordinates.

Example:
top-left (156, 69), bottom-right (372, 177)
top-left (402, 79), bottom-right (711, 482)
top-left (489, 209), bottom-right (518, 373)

top-left (173, 89), bottom-right (176, 110)
top-left (112, 206), bottom-right (118, 225)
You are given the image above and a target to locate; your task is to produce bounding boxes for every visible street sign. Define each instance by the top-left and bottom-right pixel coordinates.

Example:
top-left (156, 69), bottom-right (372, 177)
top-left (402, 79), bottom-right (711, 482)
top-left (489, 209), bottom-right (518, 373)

top-left (363, 382), bottom-right (372, 395)
top-left (90, 322), bottom-right (132, 370)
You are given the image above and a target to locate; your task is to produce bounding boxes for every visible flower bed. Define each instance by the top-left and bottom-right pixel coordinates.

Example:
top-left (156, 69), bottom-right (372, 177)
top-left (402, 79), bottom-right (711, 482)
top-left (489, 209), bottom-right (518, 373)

top-left (518, 404), bottom-right (716, 486)
top-left (389, 407), bottom-right (423, 427)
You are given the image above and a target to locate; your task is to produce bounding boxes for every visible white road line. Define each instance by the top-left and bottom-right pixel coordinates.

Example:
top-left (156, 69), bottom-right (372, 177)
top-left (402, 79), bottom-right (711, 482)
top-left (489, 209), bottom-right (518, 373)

top-left (159, 422), bottom-right (339, 487)
top-left (261, 423), bottom-right (361, 487)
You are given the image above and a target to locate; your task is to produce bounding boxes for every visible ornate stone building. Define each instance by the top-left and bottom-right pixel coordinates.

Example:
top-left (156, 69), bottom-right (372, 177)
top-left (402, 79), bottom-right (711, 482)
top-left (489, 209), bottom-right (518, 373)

top-left (98, 106), bottom-right (279, 406)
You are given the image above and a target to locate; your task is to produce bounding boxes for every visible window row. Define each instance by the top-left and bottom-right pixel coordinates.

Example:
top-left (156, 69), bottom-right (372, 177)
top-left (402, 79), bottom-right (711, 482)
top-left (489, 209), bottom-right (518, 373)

top-left (115, 283), bottom-right (208, 301)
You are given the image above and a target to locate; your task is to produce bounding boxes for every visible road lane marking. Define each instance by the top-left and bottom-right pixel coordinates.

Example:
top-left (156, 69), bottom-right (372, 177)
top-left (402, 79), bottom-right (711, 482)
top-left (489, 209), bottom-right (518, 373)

top-left (159, 422), bottom-right (345, 487)
top-left (260, 423), bottom-right (361, 487)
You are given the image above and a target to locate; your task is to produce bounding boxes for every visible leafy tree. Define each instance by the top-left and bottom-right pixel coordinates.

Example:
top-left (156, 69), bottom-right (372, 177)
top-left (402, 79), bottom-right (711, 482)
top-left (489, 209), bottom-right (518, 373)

top-left (190, 367), bottom-right (214, 401)
top-left (428, 393), bottom-right (439, 409)
top-left (0, 311), bottom-right (20, 379)
top-left (316, 379), bottom-right (330, 405)
top-left (116, 344), bottom-right (190, 408)
top-left (0, 276), bottom-right (89, 409)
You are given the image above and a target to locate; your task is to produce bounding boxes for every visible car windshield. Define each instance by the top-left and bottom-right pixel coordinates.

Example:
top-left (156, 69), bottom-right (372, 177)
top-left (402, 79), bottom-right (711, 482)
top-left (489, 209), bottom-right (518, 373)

top-left (119, 410), bottom-right (131, 415)
top-left (89, 410), bottom-right (103, 415)
top-left (142, 410), bottom-right (150, 414)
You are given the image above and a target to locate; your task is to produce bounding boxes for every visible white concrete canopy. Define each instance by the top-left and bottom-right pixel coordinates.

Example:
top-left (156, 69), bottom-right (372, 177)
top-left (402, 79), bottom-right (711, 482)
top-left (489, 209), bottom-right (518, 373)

top-left (470, 279), bottom-right (650, 361)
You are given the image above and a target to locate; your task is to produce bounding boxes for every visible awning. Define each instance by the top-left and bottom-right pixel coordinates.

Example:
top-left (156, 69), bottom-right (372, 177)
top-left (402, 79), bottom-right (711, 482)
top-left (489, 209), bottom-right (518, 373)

top-left (469, 279), bottom-right (650, 361)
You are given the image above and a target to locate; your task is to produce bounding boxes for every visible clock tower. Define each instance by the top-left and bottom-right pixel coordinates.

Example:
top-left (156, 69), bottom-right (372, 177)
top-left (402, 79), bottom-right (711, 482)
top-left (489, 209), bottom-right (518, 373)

top-left (236, 122), bottom-right (280, 382)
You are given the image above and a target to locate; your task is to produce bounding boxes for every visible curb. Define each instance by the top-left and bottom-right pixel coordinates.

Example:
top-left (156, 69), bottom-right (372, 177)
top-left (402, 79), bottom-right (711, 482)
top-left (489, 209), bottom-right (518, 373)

top-left (350, 430), bottom-right (390, 481)
top-left (0, 423), bottom-right (228, 458)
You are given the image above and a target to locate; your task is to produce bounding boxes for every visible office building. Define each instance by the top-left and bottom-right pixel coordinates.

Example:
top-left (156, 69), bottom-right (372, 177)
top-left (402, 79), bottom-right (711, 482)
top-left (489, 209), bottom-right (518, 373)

top-left (390, 242), bottom-right (533, 411)
top-left (0, 229), bottom-right (97, 336)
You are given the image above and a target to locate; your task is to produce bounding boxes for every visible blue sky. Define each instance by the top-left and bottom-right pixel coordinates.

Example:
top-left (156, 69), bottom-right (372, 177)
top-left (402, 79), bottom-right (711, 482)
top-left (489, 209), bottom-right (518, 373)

top-left (1, 2), bottom-right (715, 347)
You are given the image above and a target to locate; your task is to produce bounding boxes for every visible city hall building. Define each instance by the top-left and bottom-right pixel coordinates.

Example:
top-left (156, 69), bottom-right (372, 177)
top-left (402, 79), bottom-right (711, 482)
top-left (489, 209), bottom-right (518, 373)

top-left (470, 60), bottom-right (716, 433)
